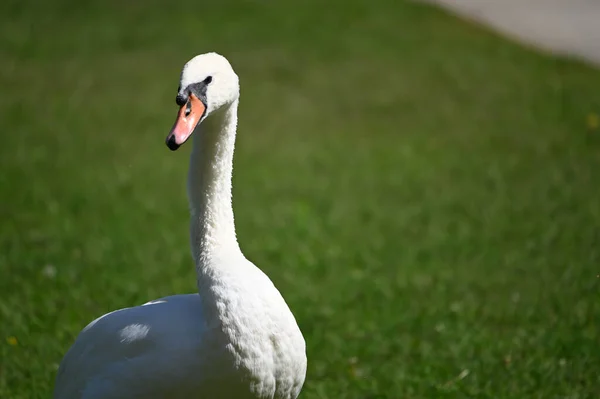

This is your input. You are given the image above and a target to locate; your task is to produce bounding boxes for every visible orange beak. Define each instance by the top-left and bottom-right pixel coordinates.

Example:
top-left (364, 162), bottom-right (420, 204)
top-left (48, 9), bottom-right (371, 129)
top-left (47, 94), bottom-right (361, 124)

top-left (166, 93), bottom-right (206, 151)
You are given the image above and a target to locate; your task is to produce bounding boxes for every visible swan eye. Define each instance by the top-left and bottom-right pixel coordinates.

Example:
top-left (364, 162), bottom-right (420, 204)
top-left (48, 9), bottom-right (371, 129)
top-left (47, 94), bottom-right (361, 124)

top-left (203, 76), bottom-right (213, 85)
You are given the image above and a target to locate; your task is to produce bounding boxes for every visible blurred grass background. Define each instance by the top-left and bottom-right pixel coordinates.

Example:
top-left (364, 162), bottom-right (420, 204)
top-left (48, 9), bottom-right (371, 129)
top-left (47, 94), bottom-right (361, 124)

top-left (1, 0), bottom-right (600, 397)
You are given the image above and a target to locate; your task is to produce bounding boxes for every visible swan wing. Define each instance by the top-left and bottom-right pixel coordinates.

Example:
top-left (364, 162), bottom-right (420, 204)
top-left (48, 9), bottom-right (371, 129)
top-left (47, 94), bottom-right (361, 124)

top-left (54, 294), bottom-right (213, 399)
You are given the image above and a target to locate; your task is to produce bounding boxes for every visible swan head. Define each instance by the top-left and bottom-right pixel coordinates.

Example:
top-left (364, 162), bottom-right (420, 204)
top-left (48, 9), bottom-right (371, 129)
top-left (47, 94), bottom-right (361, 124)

top-left (166, 52), bottom-right (239, 151)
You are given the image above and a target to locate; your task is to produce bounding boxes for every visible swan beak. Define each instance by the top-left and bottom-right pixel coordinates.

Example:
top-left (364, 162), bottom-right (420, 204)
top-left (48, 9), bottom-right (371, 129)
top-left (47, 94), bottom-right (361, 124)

top-left (166, 94), bottom-right (206, 151)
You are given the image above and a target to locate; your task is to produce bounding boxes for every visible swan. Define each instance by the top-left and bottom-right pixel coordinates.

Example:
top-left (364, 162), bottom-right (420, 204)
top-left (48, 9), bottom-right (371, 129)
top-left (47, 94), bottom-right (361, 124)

top-left (54, 52), bottom-right (307, 399)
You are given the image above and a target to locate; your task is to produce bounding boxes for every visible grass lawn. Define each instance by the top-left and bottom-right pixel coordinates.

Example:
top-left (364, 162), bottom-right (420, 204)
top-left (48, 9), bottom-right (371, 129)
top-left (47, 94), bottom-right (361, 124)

top-left (1, 0), bottom-right (600, 397)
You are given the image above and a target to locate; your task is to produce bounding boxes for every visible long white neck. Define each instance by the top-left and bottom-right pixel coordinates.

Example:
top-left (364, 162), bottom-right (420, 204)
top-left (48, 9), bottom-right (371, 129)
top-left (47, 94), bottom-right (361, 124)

top-left (187, 99), bottom-right (242, 274)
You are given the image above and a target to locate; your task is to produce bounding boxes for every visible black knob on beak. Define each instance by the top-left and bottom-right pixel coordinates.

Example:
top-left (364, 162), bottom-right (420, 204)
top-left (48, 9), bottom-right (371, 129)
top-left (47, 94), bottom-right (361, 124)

top-left (176, 93), bottom-right (189, 107)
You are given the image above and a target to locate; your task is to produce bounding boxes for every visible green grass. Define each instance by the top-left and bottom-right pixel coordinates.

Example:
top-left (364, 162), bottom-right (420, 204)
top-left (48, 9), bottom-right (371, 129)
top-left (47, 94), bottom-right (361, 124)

top-left (1, 0), bottom-right (600, 397)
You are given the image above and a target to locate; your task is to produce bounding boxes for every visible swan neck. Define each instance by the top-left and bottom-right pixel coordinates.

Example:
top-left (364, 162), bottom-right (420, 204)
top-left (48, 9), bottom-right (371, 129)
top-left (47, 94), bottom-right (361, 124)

top-left (188, 100), bottom-right (240, 266)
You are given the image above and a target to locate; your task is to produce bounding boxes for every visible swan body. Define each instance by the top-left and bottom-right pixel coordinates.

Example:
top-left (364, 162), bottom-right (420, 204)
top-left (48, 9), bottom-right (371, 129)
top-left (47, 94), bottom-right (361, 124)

top-left (54, 53), bottom-right (307, 399)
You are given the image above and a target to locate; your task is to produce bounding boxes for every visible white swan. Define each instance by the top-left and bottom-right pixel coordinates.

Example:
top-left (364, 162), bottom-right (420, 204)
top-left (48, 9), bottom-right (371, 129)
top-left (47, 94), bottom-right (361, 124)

top-left (54, 52), bottom-right (307, 399)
